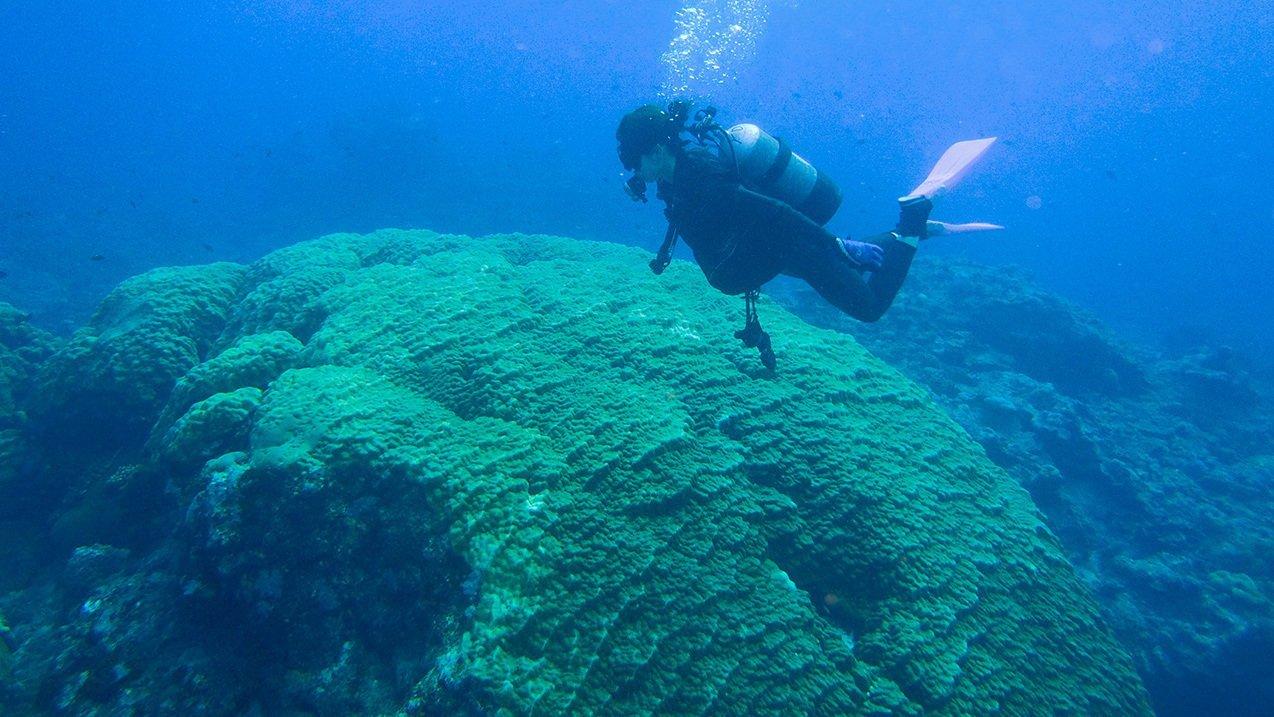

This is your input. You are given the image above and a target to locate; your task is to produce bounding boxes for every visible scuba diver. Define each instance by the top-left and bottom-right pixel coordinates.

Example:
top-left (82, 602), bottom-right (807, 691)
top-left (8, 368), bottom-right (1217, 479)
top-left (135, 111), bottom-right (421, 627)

top-left (616, 101), bottom-right (1002, 369)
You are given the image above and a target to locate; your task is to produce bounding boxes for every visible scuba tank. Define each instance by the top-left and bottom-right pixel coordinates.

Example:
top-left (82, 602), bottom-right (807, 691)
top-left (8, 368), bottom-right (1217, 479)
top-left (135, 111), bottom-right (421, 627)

top-left (627, 101), bottom-right (841, 226)
top-left (725, 123), bottom-right (842, 226)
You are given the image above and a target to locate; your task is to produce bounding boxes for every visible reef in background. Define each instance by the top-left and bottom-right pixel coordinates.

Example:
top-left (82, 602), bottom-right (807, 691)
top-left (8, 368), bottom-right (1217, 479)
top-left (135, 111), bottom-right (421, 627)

top-left (0, 230), bottom-right (1149, 715)
top-left (775, 259), bottom-right (1273, 717)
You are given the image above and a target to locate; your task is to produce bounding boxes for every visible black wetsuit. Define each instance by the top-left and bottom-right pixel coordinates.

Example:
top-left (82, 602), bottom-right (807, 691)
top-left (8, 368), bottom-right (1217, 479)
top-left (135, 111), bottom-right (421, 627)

top-left (658, 148), bottom-right (916, 322)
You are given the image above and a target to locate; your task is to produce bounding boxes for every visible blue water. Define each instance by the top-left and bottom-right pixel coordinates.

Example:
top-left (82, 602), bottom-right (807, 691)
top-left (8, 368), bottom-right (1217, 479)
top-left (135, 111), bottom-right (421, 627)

top-left (1, 0), bottom-right (1270, 360)
top-left (2, 3), bottom-right (1272, 714)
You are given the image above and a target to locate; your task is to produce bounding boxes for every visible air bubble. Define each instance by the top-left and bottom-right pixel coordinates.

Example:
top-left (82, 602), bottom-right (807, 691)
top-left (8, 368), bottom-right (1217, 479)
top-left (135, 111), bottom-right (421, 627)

top-left (660, 0), bottom-right (771, 99)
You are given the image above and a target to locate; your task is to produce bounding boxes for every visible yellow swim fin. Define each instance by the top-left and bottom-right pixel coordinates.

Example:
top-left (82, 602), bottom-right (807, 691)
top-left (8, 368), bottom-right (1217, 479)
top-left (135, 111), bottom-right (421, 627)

top-left (901, 137), bottom-right (997, 202)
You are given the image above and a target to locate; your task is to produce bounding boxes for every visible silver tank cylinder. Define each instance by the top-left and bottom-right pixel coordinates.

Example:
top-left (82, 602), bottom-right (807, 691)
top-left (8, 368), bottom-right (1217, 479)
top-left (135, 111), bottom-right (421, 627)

top-left (727, 123), bottom-right (841, 226)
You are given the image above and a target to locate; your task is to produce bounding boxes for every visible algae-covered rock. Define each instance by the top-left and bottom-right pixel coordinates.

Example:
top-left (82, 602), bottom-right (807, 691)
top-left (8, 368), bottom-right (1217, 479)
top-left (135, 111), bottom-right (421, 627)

top-left (9, 230), bottom-right (1151, 715)
top-left (219, 233), bottom-right (378, 342)
top-left (157, 386), bottom-right (262, 475)
top-left (152, 330), bottom-right (303, 439)
top-left (775, 258), bottom-right (1273, 716)
top-left (0, 302), bottom-right (60, 521)
top-left (14, 558), bottom-right (241, 716)
top-left (30, 263), bottom-right (246, 451)
top-left (61, 544), bottom-right (131, 598)
top-left (830, 261), bottom-right (1147, 397)
top-left (0, 302), bottom-right (59, 424)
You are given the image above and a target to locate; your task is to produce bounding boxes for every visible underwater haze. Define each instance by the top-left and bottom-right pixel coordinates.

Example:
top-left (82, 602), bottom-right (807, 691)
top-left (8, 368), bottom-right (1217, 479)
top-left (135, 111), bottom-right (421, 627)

top-left (1, 1), bottom-right (1272, 716)
top-left (2, 0), bottom-right (1271, 359)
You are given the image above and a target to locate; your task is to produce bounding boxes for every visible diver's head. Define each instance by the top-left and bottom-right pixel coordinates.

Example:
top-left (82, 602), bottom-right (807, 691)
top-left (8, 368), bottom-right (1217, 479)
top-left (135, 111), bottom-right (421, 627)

top-left (616, 104), bottom-right (677, 171)
top-left (616, 102), bottom-right (690, 200)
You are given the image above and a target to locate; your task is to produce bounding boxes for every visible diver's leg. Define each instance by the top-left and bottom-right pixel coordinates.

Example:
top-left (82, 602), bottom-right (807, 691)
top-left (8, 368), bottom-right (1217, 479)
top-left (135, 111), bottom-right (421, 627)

top-left (782, 229), bottom-right (916, 322)
top-left (859, 233), bottom-right (918, 318)
top-left (842, 198), bottom-right (932, 318)
top-left (783, 197), bottom-right (930, 322)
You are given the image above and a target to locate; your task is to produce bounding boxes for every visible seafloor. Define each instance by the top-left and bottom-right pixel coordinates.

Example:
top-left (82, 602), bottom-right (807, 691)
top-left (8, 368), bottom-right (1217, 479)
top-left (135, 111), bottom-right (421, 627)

top-left (0, 229), bottom-right (1266, 715)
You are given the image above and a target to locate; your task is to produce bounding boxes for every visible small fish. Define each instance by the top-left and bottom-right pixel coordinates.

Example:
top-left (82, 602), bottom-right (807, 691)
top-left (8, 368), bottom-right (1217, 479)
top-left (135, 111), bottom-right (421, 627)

top-left (90, 254), bottom-right (105, 261)
top-left (190, 197), bottom-right (200, 204)
top-left (201, 243), bottom-right (214, 252)
top-left (833, 90), bottom-right (843, 100)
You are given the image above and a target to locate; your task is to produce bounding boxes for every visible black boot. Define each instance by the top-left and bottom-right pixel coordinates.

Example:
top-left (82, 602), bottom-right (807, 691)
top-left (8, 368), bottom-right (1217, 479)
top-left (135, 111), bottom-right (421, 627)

top-left (896, 196), bottom-right (934, 239)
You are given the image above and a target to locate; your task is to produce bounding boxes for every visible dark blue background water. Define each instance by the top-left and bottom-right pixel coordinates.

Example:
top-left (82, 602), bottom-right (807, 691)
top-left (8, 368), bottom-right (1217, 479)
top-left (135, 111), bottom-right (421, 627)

top-left (1, 0), bottom-right (1270, 362)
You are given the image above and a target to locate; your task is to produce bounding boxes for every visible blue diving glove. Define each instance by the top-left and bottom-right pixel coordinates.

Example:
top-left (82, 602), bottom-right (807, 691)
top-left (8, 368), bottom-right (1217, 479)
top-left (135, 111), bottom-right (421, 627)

top-left (840, 238), bottom-right (885, 271)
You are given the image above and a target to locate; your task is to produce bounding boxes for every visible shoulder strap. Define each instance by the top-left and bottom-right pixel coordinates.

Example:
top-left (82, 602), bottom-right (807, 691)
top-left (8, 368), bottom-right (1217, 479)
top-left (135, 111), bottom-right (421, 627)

top-left (759, 136), bottom-right (793, 189)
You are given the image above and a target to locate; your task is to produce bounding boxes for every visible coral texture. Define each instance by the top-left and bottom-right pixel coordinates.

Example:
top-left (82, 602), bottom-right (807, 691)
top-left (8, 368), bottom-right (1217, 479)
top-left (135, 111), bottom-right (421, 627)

top-left (0, 303), bottom-right (60, 522)
top-left (1, 232), bottom-right (1149, 715)
top-left (775, 258), bottom-right (1273, 716)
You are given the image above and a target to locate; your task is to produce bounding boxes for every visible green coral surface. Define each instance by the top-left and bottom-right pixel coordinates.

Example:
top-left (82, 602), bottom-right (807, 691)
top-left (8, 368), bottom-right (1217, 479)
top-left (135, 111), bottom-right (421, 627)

top-left (4, 230), bottom-right (1151, 715)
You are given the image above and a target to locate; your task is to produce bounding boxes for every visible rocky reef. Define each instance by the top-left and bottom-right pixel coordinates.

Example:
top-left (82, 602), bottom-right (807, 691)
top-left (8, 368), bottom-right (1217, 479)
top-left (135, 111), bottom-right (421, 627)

top-left (0, 303), bottom-right (59, 526)
top-left (0, 231), bottom-right (1149, 715)
top-left (775, 259), bottom-right (1273, 717)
